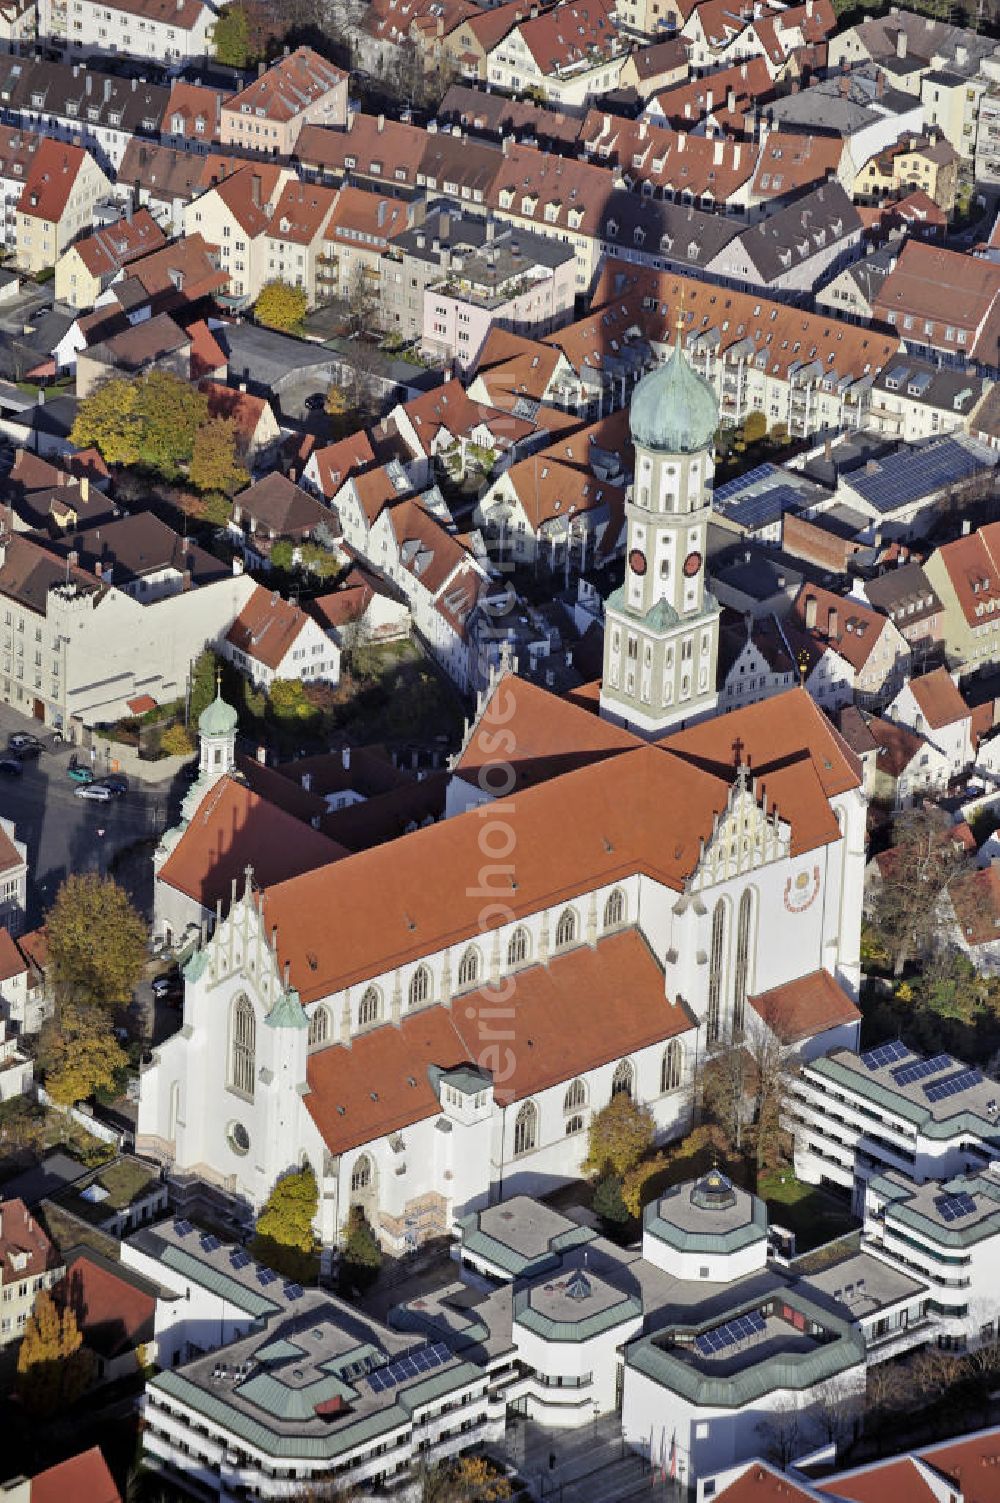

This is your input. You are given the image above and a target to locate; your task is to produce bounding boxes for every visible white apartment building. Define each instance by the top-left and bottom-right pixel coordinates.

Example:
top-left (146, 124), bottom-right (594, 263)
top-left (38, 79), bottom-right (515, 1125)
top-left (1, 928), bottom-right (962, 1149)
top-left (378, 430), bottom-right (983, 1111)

top-left (44, 0), bottom-right (216, 64)
top-left (0, 533), bottom-right (255, 732)
top-left (790, 1041), bottom-right (1000, 1213)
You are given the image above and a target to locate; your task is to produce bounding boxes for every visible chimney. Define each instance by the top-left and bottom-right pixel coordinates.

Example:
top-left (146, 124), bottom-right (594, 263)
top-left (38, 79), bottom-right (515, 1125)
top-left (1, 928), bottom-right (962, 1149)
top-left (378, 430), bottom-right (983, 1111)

top-left (439, 210), bottom-right (450, 240)
top-left (828, 605), bottom-right (838, 637)
top-left (301, 771), bottom-right (313, 791)
top-left (486, 215), bottom-right (495, 242)
top-left (677, 133), bottom-right (685, 153)
top-left (79, 475), bottom-right (89, 505)
top-left (896, 29), bottom-right (907, 58)
top-left (876, 71), bottom-right (885, 97)
top-left (839, 73), bottom-right (850, 96)
top-left (727, 87), bottom-right (736, 112)
top-left (713, 139), bottom-right (724, 166)
top-left (805, 594), bottom-right (817, 630)
top-left (377, 113), bottom-right (385, 133)
top-left (342, 746), bottom-right (351, 770)
top-left (250, 174), bottom-right (261, 206)
top-left (257, 744), bottom-right (267, 764)
top-left (963, 517), bottom-right (972, 536)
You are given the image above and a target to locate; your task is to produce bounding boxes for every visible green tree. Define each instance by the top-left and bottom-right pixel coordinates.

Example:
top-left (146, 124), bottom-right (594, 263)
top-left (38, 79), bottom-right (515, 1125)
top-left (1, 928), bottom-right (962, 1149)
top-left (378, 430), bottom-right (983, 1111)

top-left (190, 415), bottom-right (249, 497)
top-left (189, 648), bottom-right (221, 723)
top-left (37, 998), bottom-right (128, 1104)
top-left (201, 490), bottom-right (234, 527)
top-left (743, 409), bottom-right (768, 444)
top-left (251, 1164), bottom-right (319, 1282)
top-left (159, 722), bottom-right (196, 757)
top-left (46, 873), bottom-right (148, 1007)
top-left (269, 540), bottom-right (295, 573)
top-left (212, 0), bottom-right (250, 65)
top-left (133, 370), bottom-right (208, 478)
top-left (16, 1289), bottom-right (94, 1416)
top-left (254, 280), bottom-right (308, 333)
top-left (583, 1094), bottom-right (656, 1180)
top-left (339, 1205), bottom-right (382, 1292)
top-left (269, 678), bottom-right (319, 729)
top-left (69, 378), bottom-right (140, 465)
top-left (592, 1172), bottom-right (629, 1227)
top-left (421, 1456), bottom-right (513, 1502)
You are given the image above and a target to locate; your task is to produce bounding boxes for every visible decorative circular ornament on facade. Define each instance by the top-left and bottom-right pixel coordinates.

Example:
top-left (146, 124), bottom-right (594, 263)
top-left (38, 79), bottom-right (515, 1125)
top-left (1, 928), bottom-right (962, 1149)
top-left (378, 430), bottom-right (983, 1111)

top-left (630, 548), bottom-right (647, 577)
top-left (783, 866), bottom-right (821, 914)
top-left (683, 550), bottom-right (702, 578)
top-left (227, 1121), bottom-right (251, 1157)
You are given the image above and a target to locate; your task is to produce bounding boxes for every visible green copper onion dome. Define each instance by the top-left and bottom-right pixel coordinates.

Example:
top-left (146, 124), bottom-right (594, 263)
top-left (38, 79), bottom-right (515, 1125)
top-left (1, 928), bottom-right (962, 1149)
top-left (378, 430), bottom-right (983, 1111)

top-left (629, 327), bottom-right (719, 456)
top-left (199, 683), bottom-right (238, 738)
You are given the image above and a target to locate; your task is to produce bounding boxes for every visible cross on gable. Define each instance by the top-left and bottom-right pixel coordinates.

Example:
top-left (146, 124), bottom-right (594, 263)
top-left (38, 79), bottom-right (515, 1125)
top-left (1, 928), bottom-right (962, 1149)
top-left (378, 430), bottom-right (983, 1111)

top-left (731, 735), bottom-right (745, 768)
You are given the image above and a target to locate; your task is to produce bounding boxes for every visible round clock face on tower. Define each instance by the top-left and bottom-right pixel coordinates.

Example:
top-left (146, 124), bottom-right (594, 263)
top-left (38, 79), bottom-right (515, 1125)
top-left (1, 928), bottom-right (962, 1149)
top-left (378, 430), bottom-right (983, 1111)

top-left (629, 548), bottom-right (647, 577)
top-left (683, 550), bottom-right (703, 578)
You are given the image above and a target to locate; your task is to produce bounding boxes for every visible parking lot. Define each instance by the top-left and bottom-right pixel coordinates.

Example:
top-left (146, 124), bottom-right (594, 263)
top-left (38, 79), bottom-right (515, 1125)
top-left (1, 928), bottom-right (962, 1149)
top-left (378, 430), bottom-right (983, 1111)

top-left (0, 702), bottom-right (180, 928)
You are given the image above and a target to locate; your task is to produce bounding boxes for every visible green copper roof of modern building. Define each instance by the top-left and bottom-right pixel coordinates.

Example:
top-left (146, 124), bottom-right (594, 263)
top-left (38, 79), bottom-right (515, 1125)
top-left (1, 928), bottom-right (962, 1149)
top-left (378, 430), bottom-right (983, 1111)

top-left (629, 339), bottom-right (719, 455)
top-left (199, 687), bottom-right (238, 738)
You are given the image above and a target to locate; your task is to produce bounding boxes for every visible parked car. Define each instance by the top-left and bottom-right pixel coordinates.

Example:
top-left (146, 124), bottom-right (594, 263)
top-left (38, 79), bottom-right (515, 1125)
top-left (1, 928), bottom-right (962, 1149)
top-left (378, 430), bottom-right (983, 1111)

top-left (8, 732), bottom-right (41, 752)
top-left (0, 758), bottom-right (23, 777)
top-left (100, 774), bottom-right (128, 796)
top-left (152, 971), bottom-right (182, 1000)
top-left (12, 743), bottom-right (41, 761)
top-left (74, 783), bottom-right (112, 801)
top-left (67, 759), bottom-right (94, 784)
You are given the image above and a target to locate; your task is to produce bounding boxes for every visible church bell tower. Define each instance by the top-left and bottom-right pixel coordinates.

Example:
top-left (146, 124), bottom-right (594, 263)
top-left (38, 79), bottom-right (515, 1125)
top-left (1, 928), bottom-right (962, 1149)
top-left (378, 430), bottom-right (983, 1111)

top-left (600, 314), bottom-right (721, 737)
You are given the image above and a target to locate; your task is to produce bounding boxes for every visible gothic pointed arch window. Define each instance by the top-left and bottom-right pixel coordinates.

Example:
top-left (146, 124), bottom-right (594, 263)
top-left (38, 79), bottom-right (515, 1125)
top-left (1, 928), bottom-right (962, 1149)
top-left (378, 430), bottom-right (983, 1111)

top-left (611, 1059), bottom-right (634, 1099)
top-left (661, 1040), bottom-right (683, 1094)
top-left (733, 888), bottom-right (756, 1037)
top-left (707, 899), bottom-right (726, 1045)
top-left (358, 985), bottom-right (381, 1028)
top-left (230, 994), bottom-right (255, 1101)
top-left (513, 1100), bottom-right (538, 1156)
top-left (564, 1078), bottom-right (587, 1114)
top-left (351, 1154), bottom-right (372, 1194)
top-left (408, 964), bottom-right (431, 1010)
top-left (507, 926), bottom-right (530, 968)
top-left (457, 945), bottom-right (481, 990)
top-left (603, 887), bottom-right (626, 931)
top-left (555, 907), bottom-right (577, 950)
top-left (308, 1005), bottom-right (330, 1048)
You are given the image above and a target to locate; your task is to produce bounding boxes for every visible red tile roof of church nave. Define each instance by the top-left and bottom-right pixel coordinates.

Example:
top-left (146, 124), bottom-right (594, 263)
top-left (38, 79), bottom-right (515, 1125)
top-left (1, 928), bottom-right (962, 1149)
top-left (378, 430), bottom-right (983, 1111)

top-left (305, 927), bottom-right (691, 1152)
top-left (264, 685), bottom-right (851, 1005)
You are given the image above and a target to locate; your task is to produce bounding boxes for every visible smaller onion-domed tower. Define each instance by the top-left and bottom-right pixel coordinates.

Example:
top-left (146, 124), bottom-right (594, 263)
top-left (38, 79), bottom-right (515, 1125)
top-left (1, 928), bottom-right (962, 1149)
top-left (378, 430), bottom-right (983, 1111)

top-left (600, 312), bottom-right (721, 736)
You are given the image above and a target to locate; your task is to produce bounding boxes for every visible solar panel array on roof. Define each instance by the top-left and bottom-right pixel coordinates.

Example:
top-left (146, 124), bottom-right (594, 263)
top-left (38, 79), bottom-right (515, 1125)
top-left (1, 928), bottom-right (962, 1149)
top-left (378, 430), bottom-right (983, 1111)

top-left (862, 1040), bottom-right (908, 1070)
top-left (284, 1282), bottom-right (304, 1300)
top-left (714, 463), bottom-right (779, 504)
top-left (935, 1191), bottom-right (976, 1222)
top-left (925, 1067), bottom-right (982, 1102)
top-left (174, 1218), bottom-right (193, 1237)
top-left (893, 1052), bottom-right (951, 1087)
top-left (695, 1311), bottom-right (765, 1357)
top-left (200, 1232), bottom-right (221, 1253)
top-left (230, 1249), bottom-right (251, 1270)
top-left (849, 436), bottom-right (996, 516)
top-left (258, 1266), bottom-right (279, 1286)
top-left (365, 1343), bottom-right (452, 1395)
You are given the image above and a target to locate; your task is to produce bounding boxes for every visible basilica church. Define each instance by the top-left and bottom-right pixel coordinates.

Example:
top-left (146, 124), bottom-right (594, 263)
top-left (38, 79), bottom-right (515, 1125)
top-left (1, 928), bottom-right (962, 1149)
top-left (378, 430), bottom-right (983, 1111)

top-left (137, 340), bottom-right (866, 1254)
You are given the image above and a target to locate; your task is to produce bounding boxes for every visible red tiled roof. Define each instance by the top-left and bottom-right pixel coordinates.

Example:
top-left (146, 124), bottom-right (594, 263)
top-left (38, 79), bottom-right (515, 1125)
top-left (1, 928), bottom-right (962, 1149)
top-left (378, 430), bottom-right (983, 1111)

top-left (226, 584), bottom-right (310, 670)
top-left (223, 46), bottom-right (345, 125)
top-left (72, 211), bottom-right (165, 279)
top-left (306, 929), bottom-right (691, 1152)
top-left (58, 1253), bottom-right (156, 1359)
top-left (18, 139), bottom-right (90, 223)
top-left (127, 694), bottom-right (156, 715)
top-left (200, 381), bottom-right (271, 444)
top-left (750, 968), bottom-right (861, 1043)
top-left (30, 1448), bottom-right (121, 1503)
top-left (187, 318), bottom-right (228, 380)
top-left (0, 927), bottom-right (26, 984)
top-left (908, 667), bottom-right (969, 730)
top-left (157, 775), bottom-right (344, 910)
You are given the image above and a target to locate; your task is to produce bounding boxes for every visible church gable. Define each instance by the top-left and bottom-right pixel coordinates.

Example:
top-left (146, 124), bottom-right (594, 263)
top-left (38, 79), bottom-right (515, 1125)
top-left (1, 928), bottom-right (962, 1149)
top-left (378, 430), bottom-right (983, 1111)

top-left (689, 767), bottom-right (791, 893)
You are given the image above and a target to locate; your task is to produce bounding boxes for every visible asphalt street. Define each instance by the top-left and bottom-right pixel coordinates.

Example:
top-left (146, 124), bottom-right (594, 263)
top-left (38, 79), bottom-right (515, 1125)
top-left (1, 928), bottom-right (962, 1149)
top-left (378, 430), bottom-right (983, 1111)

top-left (0, 702), bottom-right (180, 929)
